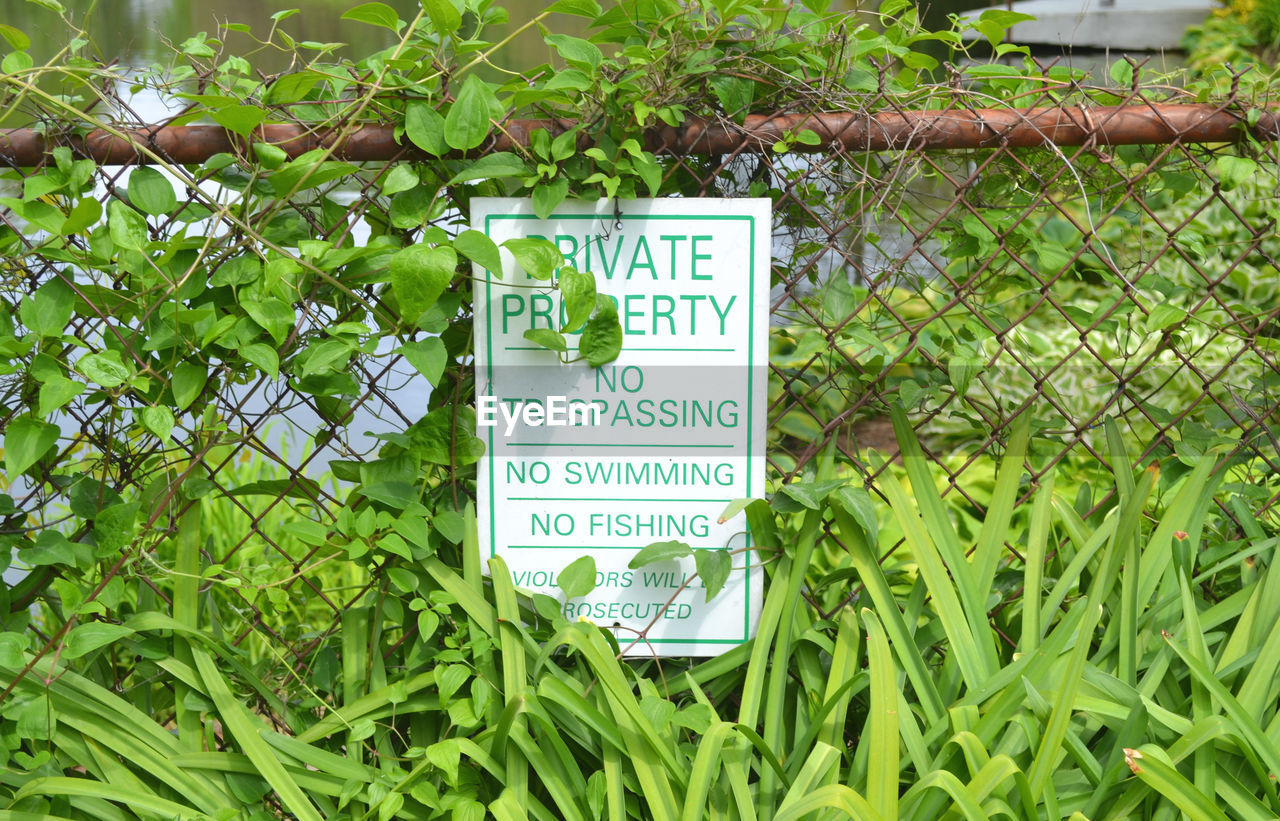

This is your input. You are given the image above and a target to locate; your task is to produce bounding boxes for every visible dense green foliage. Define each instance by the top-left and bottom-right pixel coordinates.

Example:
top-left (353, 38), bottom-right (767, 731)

top-left (0, 0), bottom-right (1279, 818)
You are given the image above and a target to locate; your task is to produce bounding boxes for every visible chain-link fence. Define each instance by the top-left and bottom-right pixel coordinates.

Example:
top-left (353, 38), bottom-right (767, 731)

top-left (2, 70), bottom-right (1278, 689)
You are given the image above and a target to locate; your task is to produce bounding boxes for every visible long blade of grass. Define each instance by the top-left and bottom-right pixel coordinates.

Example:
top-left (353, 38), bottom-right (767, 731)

top-left (490, 555), bottom-right (530, 805)
top-left (830, 505), bottom-right (945, 724)
top-left (191, 644), bottom-right (324, 821)
top-left (721, 736), bottom-right (760, 821)
top-left (170, 751), bottom-right (349, 796)
top-left (1042, 501), bottom-right (1114, 623)
top-left (296, 674), bottom-right (437, 743)
top-left (490, 788), bottom-right (531, 821)
top-left (1176, 569), bottom-right (1216, 801)
top-left (878, 466), bottom-right (995, 687)
top-left (1081, 700), bottom-right (1148, 819)
top-left (820, 607), bottom-right (862, 754)
top-left (603, 735), bottom-right (628, 821)
top-left (888, 403), bottom-right (976, 593)
top-left (508, 722), bottom-right (588, 821)
top-left (788, 675), bottom-right (867, 785)
top-left (973, 413), bottom-right (1031, 600)
top-left (1089, 464), bottom-right (1156, 619)
top-left (1136, 454), bottom-right (1221, 608)
top-left (12, 777), bottom-right (204, 819)
top-left (862, 608), bottom-right (899, 821)
top-left (1124, 746), bottom-right (1230, 821)
top-left (899, 769), bottom-right (990, 821)
top-left (1230, 595), bottom-right (1280, 723)
top-left (1104, 417), bottom-right (1135, 501)
top-left (775, 743), bottom-right (840, 810)
top-left (537, 675), bottom-right (625, 752)
top-left (556, 623), bottom-right (680, 820)
top-left (172, 500), bottom-right (202, 750)
top-left (1027, 598), bottom-right (1101, 799)
top-left (1164, 634), bottom-right (1280, 779)
top-left (886, 407), bottom-right (995, 676)
top-left (773, 784), bottom-right (882, 821)
top-left (759, 504), bottom-right (824, 816)
top-left (680, 721), bottom-right (738, 821)
top-left (1021, 470), bottom-right (1055, 653)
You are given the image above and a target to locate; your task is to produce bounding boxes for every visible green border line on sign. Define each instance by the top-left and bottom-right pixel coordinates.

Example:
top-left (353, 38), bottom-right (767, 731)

top-left (482, 209), bottom-right (760, 645)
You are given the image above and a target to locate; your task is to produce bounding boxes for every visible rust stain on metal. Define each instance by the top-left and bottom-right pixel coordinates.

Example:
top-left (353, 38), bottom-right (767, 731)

top-left (1, 104), bottom-right (1277, 167)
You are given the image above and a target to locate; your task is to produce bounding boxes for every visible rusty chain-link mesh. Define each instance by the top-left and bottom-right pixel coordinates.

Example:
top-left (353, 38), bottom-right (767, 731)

top-left (2, 70), bottom-right (1278, 689)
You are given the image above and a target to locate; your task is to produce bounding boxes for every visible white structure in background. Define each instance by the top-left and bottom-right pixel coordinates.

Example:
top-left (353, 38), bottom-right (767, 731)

top-left (958, 0), bottom-right (1216, 51)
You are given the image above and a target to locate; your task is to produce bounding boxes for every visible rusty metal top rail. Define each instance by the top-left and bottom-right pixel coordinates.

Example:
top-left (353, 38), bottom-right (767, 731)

top-left (3, 104), bottom-right (1277, 166)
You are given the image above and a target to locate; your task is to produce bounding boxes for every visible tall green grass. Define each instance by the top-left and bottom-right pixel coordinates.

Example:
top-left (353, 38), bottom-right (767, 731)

top-left (2, 412), bottom-right (1276, 820)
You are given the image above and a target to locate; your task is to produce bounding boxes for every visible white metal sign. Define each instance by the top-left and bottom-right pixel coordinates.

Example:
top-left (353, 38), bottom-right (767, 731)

top-left (472, 198), bottom-right (769, 656)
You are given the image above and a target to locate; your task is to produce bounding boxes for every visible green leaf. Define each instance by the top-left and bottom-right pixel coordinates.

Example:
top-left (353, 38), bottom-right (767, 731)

top-left (558, 267), bottom-right (596, 332)
top-left (794, 129), bottom-right (821, 146)
top-left (545, 33), bottom-right (602, 70)
top-left (0, 631), bottom-right (29, 667)
top-left (264, 72), bottom-right (320, 105)
top-left (20, 276), bottom-right (74, 337)
top-left (693, 549), bottom-right (730, 601)
top-left (558, 555), bottom-right (597, 599)
top-left (579, 295), bottom-right (622, 366)
top-left (454, 229), bottom-right (503, 274)
top-left (1216, 156), bottom-right (1257, 191)
top-left (948, 354), bottom-right (981, 396)
top-left (545, 0), bottom-right (601, 15)
top-left (138, 406), bottom-right (175, 442)
top-left (243, 298), bottom-right (295, 346)
top-left (38, 377), bottom-right (84, 416)
top-left (710, 75), bottom-right (754, 121)
top-left (716, 498), bottom-right (754, 524)
top-left (405, 102), bottom-right (448, 156)
top-left (107, 200), bottom-right (148, 250)
top-left (209, 105), bottom-right (269, 136)
top-left (632, 152), bottom-right (662, 196)
top-left (522, 328), bottom-right (567, 353)
top-left (830, 485), bottom-right (877, 546)
top-left (774, 478), bottom-right (847, 512)
top-left (0, 23), bottom-right (31, 51)
top-left (629, 540), bottom-right (693, 568)
top-left (229, 478), bottom-right (323, 502)
top-left (64, 623), bottom-right (135, 659)
top-left (399, 337), bottom-right (448, 385)
top-left (423, 0), bottom-right (462, 34)
top-left (128, 167), bottom-right (177, 216)
top-left (1147, 304), bottom-right (1187, 332)
top-left (241, 342), bottom-right (280, 378)
top-left (172, 361), bottom-right (208, 411)
top-left (532, 178), bottom-right (569, 220)
top-left (444, 75), bottom-right (501, 151)
top-left (445, 152), bottom-right (528, 185)
top-left (59, 196), bottom-right (101, 236)
top-left (4, 416), bottom-right (59, 476)
top-left (391, 243), bottom-right (456, 317)
top-left (433, 509), bottom-right (465, 543)
top-left (340, 1), bottom-right (403, 30)
top-left (382, 164), bottom-right (419, 195)
top-left (77, 350), bottom-right (131, 387)
top-left (502, 237), bottom-right (561, 280)
top-left (94, 501), bottom-right (140, 555)
top-left (410, 406), bottom-right (485, 465)
top-left (2, 50), bottom-right (32, 73)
